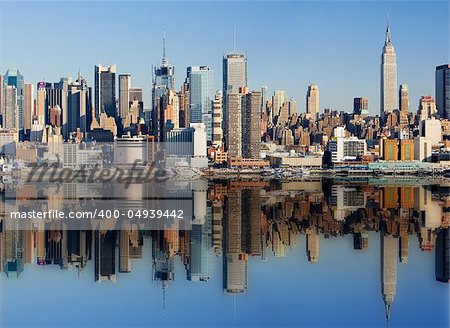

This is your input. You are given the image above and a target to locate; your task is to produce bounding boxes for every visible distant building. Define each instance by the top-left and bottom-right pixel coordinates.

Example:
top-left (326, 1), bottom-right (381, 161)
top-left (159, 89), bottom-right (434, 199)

top-left (95, 64), bottom-right (117, 118)
top-left (418, 96), bottom-right (437, 121)
top-left (399, 85), bottom-right (409, 127)
top-left (3, 85), bottom-right (18, 130)
top-left (188, 66), bottom-right (213, 142)
top-left (222, 52), bottom-right (247, 144)
top-left (383, 139), bottom-right (399, 161)
top-left (306, 84), bottom-right (319, 120)
top-left (242, 91), bottom-right (261, 158)
top-left (4, 69), bottom-right (24, 137)
top-left (399, 139), bottom-right (414, 161)
top-left (94, 230), bottom-right (117, 283)
top-left (23, 83), bottom-right (34, 133)
top-left (420, 118), bottom-right (442, 146)
top-left (118, 74), bottom-right (131, 119)
top-left (212, 91), bottom-right (223, 148)
top-left (353, 97), bottom-right (369, 115)
top-left (435, 64), bottom-right (450, 120)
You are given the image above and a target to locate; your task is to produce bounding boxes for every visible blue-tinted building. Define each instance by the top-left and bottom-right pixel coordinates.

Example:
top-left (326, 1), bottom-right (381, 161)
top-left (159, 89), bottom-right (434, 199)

top-left (4, 69), bottom-right (24, 138)
top-left (188, 66), bottom-right (213, 142)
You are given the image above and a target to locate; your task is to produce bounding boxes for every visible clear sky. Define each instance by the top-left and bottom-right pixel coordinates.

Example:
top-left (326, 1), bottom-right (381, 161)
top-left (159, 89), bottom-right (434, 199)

top-left (0, 0), bottom-right (448, 116)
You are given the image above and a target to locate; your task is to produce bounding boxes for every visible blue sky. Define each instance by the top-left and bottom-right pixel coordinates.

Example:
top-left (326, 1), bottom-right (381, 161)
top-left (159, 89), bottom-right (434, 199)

top-left (0, 1), bottom-right (448, 115)
top-left (1, 232), bottom-right (449, 327)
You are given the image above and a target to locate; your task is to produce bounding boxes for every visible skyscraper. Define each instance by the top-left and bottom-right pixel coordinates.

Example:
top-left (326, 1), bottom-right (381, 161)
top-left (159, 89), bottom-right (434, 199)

top-left (399, 84), bottom-right (409, 127)
top-left (306, 84), bottom-right (319, 120)
top-left (380, 21), bottom-right (398, 119)
top-left (226, 92), bottom-right (242, 158)
top-left (272, 90), bottom-right (287, 122)
top-left (353, 97), bottom-right (369, 115)
top-left (261, 86), bottom-right (268, 114)
top-left (223, 52), bottom-right (247, 144)
top-left (95, 64), bottom-right (117, 118)
top-left (68, 74), bottom-right (92, 136)
top-left (152, 32), bottom-right (175, 140)
top-left (23, 83), bottom-right (34, 133)
top-left (212, 91), bottom-right (223, 148)
top-left (0, 74), bottom-right (3, 120)
top-left (188, 66), bottom-right (213, 142)
top-left (242, 91), bottom-right (261, 158)
top-left (119, 74), bottom-right (131, 119)
top-left (35, 82), bottom-right (47, 126)
top-left (4, 69), bottom-right (24, 136)
top-left (435, 64), bottom-right (450, 120)
top-left (3, 85), bottom-right (18, 130)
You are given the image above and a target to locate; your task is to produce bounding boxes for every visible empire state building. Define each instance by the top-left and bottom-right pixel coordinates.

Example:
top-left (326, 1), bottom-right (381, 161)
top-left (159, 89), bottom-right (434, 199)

top-left (380, 21), bottom-right (398, 119)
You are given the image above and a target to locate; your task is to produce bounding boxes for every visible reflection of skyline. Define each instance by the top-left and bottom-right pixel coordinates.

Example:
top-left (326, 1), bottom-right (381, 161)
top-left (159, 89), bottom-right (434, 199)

top-left (1, 180), bottom-right (449, 322)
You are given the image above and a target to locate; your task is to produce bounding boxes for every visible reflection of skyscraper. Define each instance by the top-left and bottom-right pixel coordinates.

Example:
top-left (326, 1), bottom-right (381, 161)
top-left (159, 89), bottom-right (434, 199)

top-left (306, 226), bottom-right (319, 263)
top-left (188, 205), bottom-right (212, 281)
top-left (3, 228), bottom-right (24, 278)
top-left (381, 231), bottom-right (398, 321)
top-left (224, 190), bottom-right (248, 293)
top-left (435, 228), bottom-right (449, 283)
top-left (94, 230), bottom-right (117, 283)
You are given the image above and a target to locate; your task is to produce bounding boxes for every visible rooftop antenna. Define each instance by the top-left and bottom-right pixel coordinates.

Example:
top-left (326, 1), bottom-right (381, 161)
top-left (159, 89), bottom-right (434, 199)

top-left (233, 23), bottom-right (237, 53)
top-left (162, 28), bottom-right (168, 66)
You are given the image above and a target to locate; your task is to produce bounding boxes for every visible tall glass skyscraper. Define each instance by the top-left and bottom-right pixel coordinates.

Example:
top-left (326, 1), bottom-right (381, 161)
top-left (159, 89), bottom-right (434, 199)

top-left (4, 68), bottom-right (24, 136)
top-left (435, 64), bottom-right (450, 120)
top-left (152, 32), bottom-right (175, 140)
top-left (94, 64), bottom-right (117, 118)
top-left (188, 66), bottom-right (213, 142)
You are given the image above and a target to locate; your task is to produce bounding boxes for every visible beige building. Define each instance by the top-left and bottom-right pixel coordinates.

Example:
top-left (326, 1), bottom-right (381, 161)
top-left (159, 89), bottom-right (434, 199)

top-left (306, 84), bottom-right (319, 120)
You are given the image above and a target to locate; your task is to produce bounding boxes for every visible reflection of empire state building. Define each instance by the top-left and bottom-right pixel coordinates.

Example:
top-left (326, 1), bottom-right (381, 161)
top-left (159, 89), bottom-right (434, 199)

top-left (381, 231), bottom-right (398, 322)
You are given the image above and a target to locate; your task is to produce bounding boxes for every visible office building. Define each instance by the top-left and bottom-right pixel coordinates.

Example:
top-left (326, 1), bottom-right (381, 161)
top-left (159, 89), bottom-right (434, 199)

top-left (435, 64), bottom-right (450, 120)
top-left (3, 86), bottom-right (18, 130)
top-left (223, 52), bottom-right (247, 143)
top-left (212, 91), bottom-right (223, 148)
top-left (420, 118), bottom-right (442, 146)
top-left (119, 74), bottom-right (131, 119)
top-left (67, 74), bottom-right (92, 136)
top-left (272, 90), bottom-right (287, 121)
top-left (328, 127), bottom-right (367, 163)
top-left (0, 74), bottom-right (3, 120)
top-left (188, 66), bottom-right (213, 142)
top-left (95, 64), bottom-right (117, 118)
top-left (242, 91), bottom-right (261, 158)
top-left (226, 92), bottom-right (242, 158)
top-left (152, 33), bottom-right (175, 140)
top-left (383, 139), bottom-right (399, 161)
top-left (380, 21), bottom-right (398, 119)
top-left (354, 97), bottom-right (369, 115)
top-left (306, 84), bottom-right (319, 120)
top-left (418, 96), bottom-right (437, 121)
top-left (399, 139), bottom-right (414, 161)
top-left (399, 85), bottom-right (409, 127)
top-left (4, 69), bottom-right (24, 137)
top-left (23, 83), bottom-right (33, 133)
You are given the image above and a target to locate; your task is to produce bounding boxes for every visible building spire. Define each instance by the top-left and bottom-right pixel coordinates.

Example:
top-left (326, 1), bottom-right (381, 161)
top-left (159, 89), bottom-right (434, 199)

top-left (162, 29), bottom-right (168, 66)
top-left (233, 23), bottom-right (237, 53)
top-left (385, 303), bottom-right (391, 327)
top-left (385, 15), bottom-right (391, 44)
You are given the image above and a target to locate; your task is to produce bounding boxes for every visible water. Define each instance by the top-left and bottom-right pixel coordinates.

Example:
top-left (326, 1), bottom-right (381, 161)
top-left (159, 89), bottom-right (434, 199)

top-left (1, 178), bottom-right (449, 327)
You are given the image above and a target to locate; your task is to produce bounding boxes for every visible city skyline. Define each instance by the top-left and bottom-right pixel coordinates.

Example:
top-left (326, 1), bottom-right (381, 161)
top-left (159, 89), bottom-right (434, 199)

top-left (0, 1), bottom-right (448, 115)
